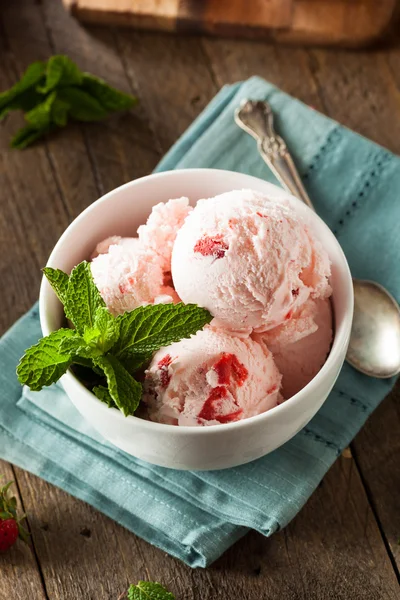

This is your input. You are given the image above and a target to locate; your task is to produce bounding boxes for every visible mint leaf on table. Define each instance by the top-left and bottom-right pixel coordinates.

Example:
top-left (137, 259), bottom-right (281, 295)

top-left (24, 91), bottom-right (58, 128)
top-left (43, 267), bottom-right (69, 304)
top-left (58, 86), bottom-right (109, 121)
top-left (93, 355), bottom-right (142, 417)
top-left (127, 581), bottom-right (175, 600)
top-left (1, 54), bottom-right (137, 149)
top-left (81, 73), bottom-right (137, 112)
top-left (0, 61), bottom-right (46, 120)
top-left (10, 123), bottom-right (52, 150)
top-left (114, 302), bottom-right (213, 358)
top-left (64, 261), bottom-right (105, 334)
top-left (37, 55), bottom-right (82, 94)
top-left (0, 88), bottom-right (43, 120)
top-left (16, 329), bottom-right (76, 391)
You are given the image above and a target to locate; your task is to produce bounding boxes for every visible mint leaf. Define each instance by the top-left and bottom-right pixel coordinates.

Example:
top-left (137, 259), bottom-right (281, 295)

top-left (93, 385), bottom-right (117, 409)
top-left (119, 351), bottom-right (153, 375)
top-left (93, 355), bottom-right (142, 417)
top-left (59, 334), bottom-right (101, 359)
top-left (114, 303), bottom-right (212, 358)
top-left (93, 307), bottom-right (120, 353)
top-left (38, 55), bottom-right (83, 94)
top-left (10, 123), bottom-right (52, 150)
top-left (58, 87), bottom-right (108, 121)
top-left (64, 261), bottom-right (105, 334)
top-left (43, 267), bottom-right (69, 304)
top-left (0, 61), bottom-right (46, 119)
top-left (0, 88), bottom-right (43, 120)
top-left (81, 74), bottom-right (137, 112)
top-left (127, 581), bottom-right (175, 600)
top-left (25, 91), bottom-right (57, 128)
top-left (51, 95), bottom-right (70, 127)
top-left (17, 329), bottom-right (76, 391)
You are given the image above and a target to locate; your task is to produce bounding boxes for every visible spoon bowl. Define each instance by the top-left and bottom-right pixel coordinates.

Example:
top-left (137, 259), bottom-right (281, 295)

top-left (347, 280), bottom-right (400, 378)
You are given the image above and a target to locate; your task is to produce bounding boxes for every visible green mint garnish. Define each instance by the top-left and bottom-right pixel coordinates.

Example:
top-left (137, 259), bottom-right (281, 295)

top-left (16, 329), bottom-right (76, 391)
top-left (93, 355), bottom-right (142, 416)
top-left (63, 261), bottom-right (105, 334)
top-left (42, 267), bottom-right (69, 304)
top-left (17, 261), bottom-right (212, 417)
top-left (127, 581), bottom-right (175, 600)
top-left (1, 55), bottom-right (137, 149)
top-left (114, 302), bottom-right (212, 357)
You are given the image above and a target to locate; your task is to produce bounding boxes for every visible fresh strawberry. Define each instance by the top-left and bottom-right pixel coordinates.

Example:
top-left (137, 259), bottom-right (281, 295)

top-left (0, 477), bottom-right (29, 553)
top-left (0, 519), bottom-right (19, 552)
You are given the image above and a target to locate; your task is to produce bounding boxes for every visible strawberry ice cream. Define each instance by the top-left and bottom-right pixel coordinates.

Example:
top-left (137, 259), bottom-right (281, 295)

top-left (143, 326), bottom-right (282, 426)
top-left (91, 238), bottom-right (177, 316)
top-left (262, 298), bottom-right (333, 398)
top-left (138, 197), bottom-right (192, 273)
top-left (90, 188), bottom-right (334, 427)
top-left (172, 189), bottom-right (331, 334)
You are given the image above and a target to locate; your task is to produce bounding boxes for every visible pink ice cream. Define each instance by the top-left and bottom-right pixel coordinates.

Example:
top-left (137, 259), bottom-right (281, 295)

top-left (138, 197), bottom-right (192, 273)
top-left (90, 198), bottom-right (191, 315)
top-left (262, 298), bottom-right (333, 399)
top-left (172, 189), bottom-right (331, 334)
top-left (143, 326), bottom-right (282, 426)
top-left (90, 238), bottom-right (177, 316)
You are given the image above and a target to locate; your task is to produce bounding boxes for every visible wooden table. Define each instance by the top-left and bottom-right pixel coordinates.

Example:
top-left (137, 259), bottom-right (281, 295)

top-left (1, 1), bottom-right (399, 598)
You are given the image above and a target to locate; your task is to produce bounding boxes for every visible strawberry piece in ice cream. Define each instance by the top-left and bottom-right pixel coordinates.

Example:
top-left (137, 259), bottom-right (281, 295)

top-left (172, 189), bottom-right (331, 333)
top-left (143, 326), bottom-right (282, 426)
top-left (193, 235), bottom-right (229, 259)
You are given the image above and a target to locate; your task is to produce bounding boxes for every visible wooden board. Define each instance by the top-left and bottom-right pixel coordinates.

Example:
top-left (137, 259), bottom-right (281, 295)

top-left (62, 0), bottom-right (399, 47)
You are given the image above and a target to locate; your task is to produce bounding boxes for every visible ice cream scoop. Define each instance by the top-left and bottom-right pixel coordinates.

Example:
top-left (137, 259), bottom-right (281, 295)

top-left (91, 238), bottom-right (177, 316)
top-left (143, 326), bottom-right (282, 426)
top-left (262, 298), bottom-right (333, 398)
top-left (138, 197), bottom-right (192, 273)
top-left (172, 189), bottom-right (331, 334)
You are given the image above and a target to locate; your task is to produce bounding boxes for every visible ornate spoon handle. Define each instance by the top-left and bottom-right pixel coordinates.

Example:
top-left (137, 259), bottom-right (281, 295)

top-left (235, 100), bottom-right (315, 211)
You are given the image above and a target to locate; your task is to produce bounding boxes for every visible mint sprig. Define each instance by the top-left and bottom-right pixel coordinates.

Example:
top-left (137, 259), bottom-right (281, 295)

top-left (1, 55), bottom-right (137, 149)
top-left (17, 261), bottom-right (212, 416)
top-left (127, 581), bottom-right (175, 600)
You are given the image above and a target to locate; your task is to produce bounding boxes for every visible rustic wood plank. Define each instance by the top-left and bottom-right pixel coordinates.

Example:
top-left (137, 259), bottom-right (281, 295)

top-left (41, 0), bottom-right (161, 196)
top-left (201, 38), bottom-right (325, 109)
top-left (0, 460), bottom-right (48, 600)
top-left (352, 388), bottom-right (400, 571)
top-left (0, 23), bottom-right (70, 332)
top-left (115, 29), bottom-right (218, 154)
top-left (306, 47), bottom-right (400, 154)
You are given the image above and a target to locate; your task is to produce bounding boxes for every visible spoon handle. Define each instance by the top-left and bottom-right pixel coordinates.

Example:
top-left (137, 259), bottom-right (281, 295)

top-left (235, 100), bottom-right (315, 211)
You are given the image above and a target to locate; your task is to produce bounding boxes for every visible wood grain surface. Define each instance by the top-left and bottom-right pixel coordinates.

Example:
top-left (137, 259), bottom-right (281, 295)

top-left (0, 1), bottom-right (399, 598)
top-left (61, 0), bottom-right (400, 47)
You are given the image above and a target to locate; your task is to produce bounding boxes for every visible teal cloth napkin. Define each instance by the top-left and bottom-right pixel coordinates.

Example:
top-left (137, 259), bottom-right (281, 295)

top-left (1, 77), bottom-right (398, 567)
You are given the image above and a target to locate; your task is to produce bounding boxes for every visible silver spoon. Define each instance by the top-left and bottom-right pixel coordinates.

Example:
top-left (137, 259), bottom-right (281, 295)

top-left (235, 99), bottom-right (400, 379)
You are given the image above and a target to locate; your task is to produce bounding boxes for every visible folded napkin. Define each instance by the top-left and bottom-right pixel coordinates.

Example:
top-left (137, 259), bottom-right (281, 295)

top-left (1, 77), bottom-right (398, 567)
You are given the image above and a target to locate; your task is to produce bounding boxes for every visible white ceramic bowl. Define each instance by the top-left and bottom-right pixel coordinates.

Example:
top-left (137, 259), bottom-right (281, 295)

top-left (40, 168), bottom-right (353, 471)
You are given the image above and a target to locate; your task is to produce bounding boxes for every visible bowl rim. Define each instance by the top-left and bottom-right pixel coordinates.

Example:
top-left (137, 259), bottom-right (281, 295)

top-left (39, 167), bottom-right (354, 435)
